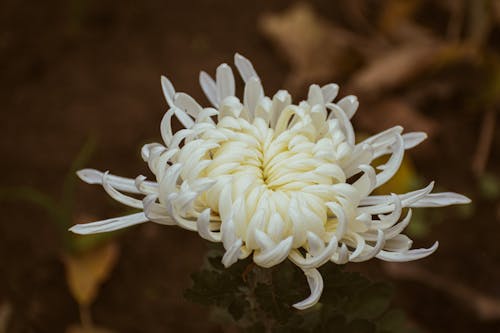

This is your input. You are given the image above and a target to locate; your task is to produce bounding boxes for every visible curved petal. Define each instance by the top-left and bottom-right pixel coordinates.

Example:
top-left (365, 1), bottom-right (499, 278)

top-left (234, 53), bottom-right (258, 82)
top-left (375, 134), bottom-right (404, 187)
top-left (69, 212), bottom-right (148, 234)
top-left (409, 192), bottom-right (471, 207)
top-left (254, 234), bottom-right (293, 268)
top-left (222, 239), bottom-right (243, 267)
top-left (101, 172), bottom-right (143, 209)
top-left (161, 76), bottom-right (175, 107)
top-left (376, 241), bottom-right (438, 262)
top-left (196, 208), bottom-right (221, 242)
top-left (352, 229), bottom-right (385, 262)
top-left (293, 268), bottom-right (323, 310)
top-left (289, 236), bottom-right (338, 269)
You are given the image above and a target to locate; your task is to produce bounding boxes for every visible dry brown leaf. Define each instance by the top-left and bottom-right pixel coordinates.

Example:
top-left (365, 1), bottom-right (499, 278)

top-left (62, 242), bottom-right (119, 307)
top-left (259, 2), bottom-right (361, 93)
top-left (66, 324), bottom-right (114, 333)
top-left (349, 42), bottom-right (441, 95)
top-left (494, 0), bottom-right (500, 24)
top-left (378, 0), bottom-right (421, 33)
top-left (357, 98), bottom-right (439, 137)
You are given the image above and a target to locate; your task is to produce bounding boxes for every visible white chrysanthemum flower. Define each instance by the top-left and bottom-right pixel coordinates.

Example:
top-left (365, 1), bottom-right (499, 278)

top-left (71, 54), bottom-right (470, 309)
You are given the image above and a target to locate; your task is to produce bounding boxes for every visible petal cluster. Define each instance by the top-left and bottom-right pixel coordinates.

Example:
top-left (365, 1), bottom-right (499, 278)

top-left (71, 54), bottom-right (470, 309)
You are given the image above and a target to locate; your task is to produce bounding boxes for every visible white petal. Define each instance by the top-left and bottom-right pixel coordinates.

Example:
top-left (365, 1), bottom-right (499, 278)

top-left (221, 218), bottom-right (237, 250)
top-left (218, 181), bottom-right (233, 221)
top-left (270, 90), bottom-right (291, 128)
top-left (359, 182), bottom-right (435, 215)
top-left (353, 230), bottom-right (385, 262)
top-left (402, 132), bottom-right (427, 149)
top-left (321, 83), bottom-right (339, 104)
top-left (289, 236), bottom-right (338, 269)
top-left (159, 109), bottom-right (175, 147)
top-left (254, 234), bottom-right (292, 268)
top-left (377, 194), bottom-right (402, 228)
top-left (343, 144), bottom-right (374, 177)
top-left (216, 63), bottom-right (235, 102)
top-left (199, 71), bottom-right (219, 107)
top-left (326, 202), bottom-right (347, 239)
top-left (385, 209), bottom-right (412, 238)
top-left (360, 182), bottom-right (435, 206)
top-left (375, 134), bottom-right (404, 187)
top-left (77, 169), bottom-right (157, 194)
top-left (222, 239), bottom-right (243, 267)
top-left (234, 53), bottom-right (258, 82)
top-left (337, 95), bottom-right (358, 119)
top-left (173, 107), bottom-right (194, 129)
top-left (307, 84), bottom-right (324, 106)
top-left (360, 126), bottom-right (403, 156)
top-left (101, 172), bottom-right (143, 209)
top-left (244, 77), bottom-right (264, 119)
top-left (266, 212), bottom-right (285, 242)
top-left (384, 234), bottom-right (413, 252)
top-left (142, 194), bottom-right (175, 225)
top-left (376, 241), bottom-right (438, 262)
top-left (254, 229), bottom-right (276, 251)
top-left (161, 163), bottom-right (183, 193)
top-left (161, 76), bottom-right (175, 107)
top-left (326, 103), bottom-right (355, 145)
top-left (196, 208), bottom-right (221, 242)
top-left (409, 192), bottom-right (471, 207)
top-left (331, 243), bottom-right (349, 264)
top-left (292, 268), bottom-right (323, 310)
top-left (174, 92), bottom-right (202, 118)
top-left (69, 212), bottom-right (148, 234)
top-left (352, 164), bottom-right (376, 198)
top-left (307, 231), bottom-right (325, 256)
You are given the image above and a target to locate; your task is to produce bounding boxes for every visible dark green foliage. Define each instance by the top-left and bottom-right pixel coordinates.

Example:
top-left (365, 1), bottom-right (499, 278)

top-left (185, 244), bottom-right (419, 332)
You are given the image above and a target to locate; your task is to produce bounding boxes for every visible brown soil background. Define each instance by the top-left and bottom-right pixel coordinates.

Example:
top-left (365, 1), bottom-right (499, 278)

top-left (1, 0), bottom-right (499, 332)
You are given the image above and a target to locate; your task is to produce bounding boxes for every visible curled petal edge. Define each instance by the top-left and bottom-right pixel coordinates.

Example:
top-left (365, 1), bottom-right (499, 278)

top-left (292, 268), bottom-right (324, 310)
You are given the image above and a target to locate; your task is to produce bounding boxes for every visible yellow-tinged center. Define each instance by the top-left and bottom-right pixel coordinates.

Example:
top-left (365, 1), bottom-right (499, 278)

top-left (197, 115), bottom-right (347, 249)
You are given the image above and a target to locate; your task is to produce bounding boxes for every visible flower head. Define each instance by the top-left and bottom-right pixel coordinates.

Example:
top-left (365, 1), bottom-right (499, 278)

top-left (71, 54), bottom-right (470, 309)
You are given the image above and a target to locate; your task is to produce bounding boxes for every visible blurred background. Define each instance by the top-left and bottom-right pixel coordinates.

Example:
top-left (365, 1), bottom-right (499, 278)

top-left (1, 0), bottom-right (499, 332)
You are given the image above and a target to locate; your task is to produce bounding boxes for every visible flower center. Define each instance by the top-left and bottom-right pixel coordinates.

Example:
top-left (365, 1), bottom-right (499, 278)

top-left (197, 114), bottom-right (348, 249)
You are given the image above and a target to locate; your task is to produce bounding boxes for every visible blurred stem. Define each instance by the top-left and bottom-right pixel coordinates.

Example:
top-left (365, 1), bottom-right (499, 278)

top-left (0, 187), bottom-right (66, 231)
top-left (466, 0), bottom-right (492, 50)
top-left (61, 135), bottom-right (97, 225)
top-left (79, 304), bottom-right (93, 329)
top-left (472, 109), bottom-right (496, 176)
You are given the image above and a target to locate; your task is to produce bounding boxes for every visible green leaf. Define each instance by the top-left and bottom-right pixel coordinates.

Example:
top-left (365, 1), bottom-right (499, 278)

top-left (228, 297), bottom-right (249, 321)
top-left (185, 245), bottom-right (417, 332)
top-left (254, 282), bottom-right (294, 324)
